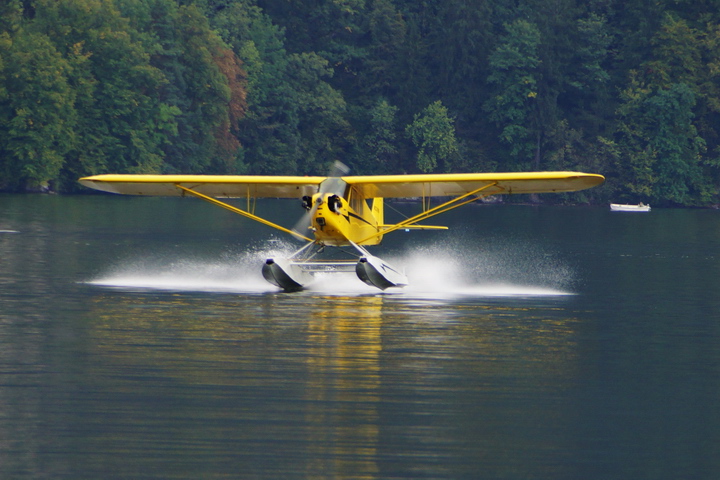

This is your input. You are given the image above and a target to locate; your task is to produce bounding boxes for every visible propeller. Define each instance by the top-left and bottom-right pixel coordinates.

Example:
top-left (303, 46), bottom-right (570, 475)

top-left (292, 161), bottom-right (350, 238)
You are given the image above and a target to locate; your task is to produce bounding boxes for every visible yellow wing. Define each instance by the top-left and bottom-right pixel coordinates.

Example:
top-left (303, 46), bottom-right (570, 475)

top-left (343, 171), bottom-right (605, 198)
top-left (79, 171), bottom-right (604, 198)
top-left (79, 171), bottom-right (604, 244)
top-left (78, 174), bottom-right (326, 198)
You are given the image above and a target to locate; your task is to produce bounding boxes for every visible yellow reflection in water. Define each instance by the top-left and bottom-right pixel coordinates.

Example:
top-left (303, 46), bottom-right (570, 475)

top-left (81, 291), bottom-right (581, 479)
top-left (84, 292), bottom-right (388, 478)
top-left (303, 295), bottom-right (383, 479)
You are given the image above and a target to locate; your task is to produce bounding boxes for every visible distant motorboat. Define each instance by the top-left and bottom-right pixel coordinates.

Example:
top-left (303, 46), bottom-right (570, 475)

top-left (610, 203), bottom-right (651, 212)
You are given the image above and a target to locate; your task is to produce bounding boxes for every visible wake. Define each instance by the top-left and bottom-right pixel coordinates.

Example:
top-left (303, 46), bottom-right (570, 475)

top-left (86, 238), bottom-right (575, 298)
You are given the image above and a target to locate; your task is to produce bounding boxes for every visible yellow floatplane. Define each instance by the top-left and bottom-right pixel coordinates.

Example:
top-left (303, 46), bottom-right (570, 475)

top-left (79, 167), bottom-right (604, 291)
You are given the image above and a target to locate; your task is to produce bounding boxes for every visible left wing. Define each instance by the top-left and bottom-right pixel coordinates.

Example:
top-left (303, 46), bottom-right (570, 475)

top-left (78, 174), bottom-right (326, 198)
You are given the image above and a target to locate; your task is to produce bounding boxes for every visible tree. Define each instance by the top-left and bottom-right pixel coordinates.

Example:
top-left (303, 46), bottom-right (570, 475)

top-left (286, 52), bottom-right (350, 175)
top-left (3, 0), bottom-right (720, 204)
top-left (544, 120), bottom-right (618, 203)
top-left (484, 20), bottom-right (541, 167)
top-left (617, 80), bottom-right (707, 204)
top-left (0, 0), bottom-right (24, 33)
top-left (405, 100), bottom-right (458, 173)
top-left (354, 98), bottom-right (400, 174)
top-left (158, 4), bottom-right (246, 174)
top-left (0, 30), bottom-right (76, 191)
top-left (25, 0), bottom-right (183, 190)
top-left (562, 13), bottom-right (613, 132)
top-left (212, 2), bottom-right (302, 174)
top-left (614, 14), bottom-right (719, 205)
top-left (362, 0), bottom-right (408, 100)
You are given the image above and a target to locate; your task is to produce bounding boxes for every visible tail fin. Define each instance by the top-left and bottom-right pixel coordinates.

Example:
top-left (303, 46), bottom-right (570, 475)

top-left (371, 198), bottom-right (384, 226)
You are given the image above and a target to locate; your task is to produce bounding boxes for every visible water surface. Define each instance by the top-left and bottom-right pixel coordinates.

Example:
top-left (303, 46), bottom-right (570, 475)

top-left (1, 194), bottom-right (719, 479)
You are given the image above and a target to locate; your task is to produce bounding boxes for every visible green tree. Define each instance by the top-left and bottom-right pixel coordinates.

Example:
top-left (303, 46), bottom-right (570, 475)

top-left (26, 0), bottom-right (182, 189)
top-left (214, 2), bottom-right (350, 175)
top-left (484, 20), bottom-right (541, 167)
top-left (388, 1), bottom-right (435, 119)
top-left (3, 0), bottom-right (720, 204)
top-left (405, 100), bottom-right (458, 173)
top-left (701, 23), bottom-right (720, 174)
top-left (0, 30), bottom-right (76, 191)
top-left (0, 0), bottom-right (24, 33)
top-left (287, 52), bottom-right (350, 175)
top-left (353, 98), bottom-right (400, 174)
top-left (564, 13), bottom-right (613, 131)
top-left (617, 81), bottom-right (707, 204)
top-left (159, 4), bottom-right (245, 174)
top-left (614, 14), bottom-right (719, 205)
top-left (651, 17), bottom-right (720, 178)
top-left (213, 1), bottom-right (301, 174)
top-left (362, 0), bottom-right (408, 100)
top-left (544, 120), bottom-right (618, 202)
top-left (256, 0), bottom-right (367, 67)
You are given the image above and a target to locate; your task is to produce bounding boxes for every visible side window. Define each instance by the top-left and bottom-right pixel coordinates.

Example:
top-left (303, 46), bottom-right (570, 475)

top-left (349, 187), bottom-right (367, 213)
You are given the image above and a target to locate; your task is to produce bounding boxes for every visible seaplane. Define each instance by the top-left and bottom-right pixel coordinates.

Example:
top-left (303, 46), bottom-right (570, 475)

top-left (79, 165), bottom-right (604, 291)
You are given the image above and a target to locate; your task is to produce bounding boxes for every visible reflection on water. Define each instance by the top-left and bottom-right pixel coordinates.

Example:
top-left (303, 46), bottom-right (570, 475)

top-left (69, 290), bottom-right (578, 479)
top-left (2, 195), bottom-right (720, 479)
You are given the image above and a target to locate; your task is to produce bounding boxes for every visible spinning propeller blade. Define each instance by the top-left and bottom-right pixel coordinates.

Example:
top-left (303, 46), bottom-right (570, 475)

top-left (291, 161), bottom-right (349, 238)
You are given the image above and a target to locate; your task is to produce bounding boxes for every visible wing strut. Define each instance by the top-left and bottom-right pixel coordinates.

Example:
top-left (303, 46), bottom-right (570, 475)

top-left (175, 184), bottom-right (313, 242)
top-left (358, 182), bottom-right (499, 244)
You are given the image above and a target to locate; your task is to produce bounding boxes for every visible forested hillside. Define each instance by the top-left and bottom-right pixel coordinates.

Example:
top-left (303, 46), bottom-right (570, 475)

top-left (1, 0), bottom-right (719, 205)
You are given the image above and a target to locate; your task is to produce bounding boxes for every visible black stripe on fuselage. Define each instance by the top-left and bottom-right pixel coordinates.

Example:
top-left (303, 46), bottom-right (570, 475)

top-left (347, 211), bottom-right (373, 226)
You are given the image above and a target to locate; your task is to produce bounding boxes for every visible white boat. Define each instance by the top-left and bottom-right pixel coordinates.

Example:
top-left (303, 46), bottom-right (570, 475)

top-left (610, 203), bottom-right (651, 212)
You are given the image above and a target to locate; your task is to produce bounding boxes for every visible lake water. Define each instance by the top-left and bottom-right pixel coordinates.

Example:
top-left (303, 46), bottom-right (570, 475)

top-left (1, 194), bottom-right (719, 479)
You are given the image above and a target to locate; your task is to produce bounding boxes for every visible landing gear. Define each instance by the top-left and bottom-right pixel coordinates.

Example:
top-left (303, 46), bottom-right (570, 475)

top-left (262, 241), bottom-right (408, 292)
top-left (262, 257), bottom-right (312, 292)
top-left (355, 255), bottom-right (408, 290)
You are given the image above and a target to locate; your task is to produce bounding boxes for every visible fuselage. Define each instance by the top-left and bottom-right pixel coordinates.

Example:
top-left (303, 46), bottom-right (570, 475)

top-left (310, 192), bottom-right (384, 246)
